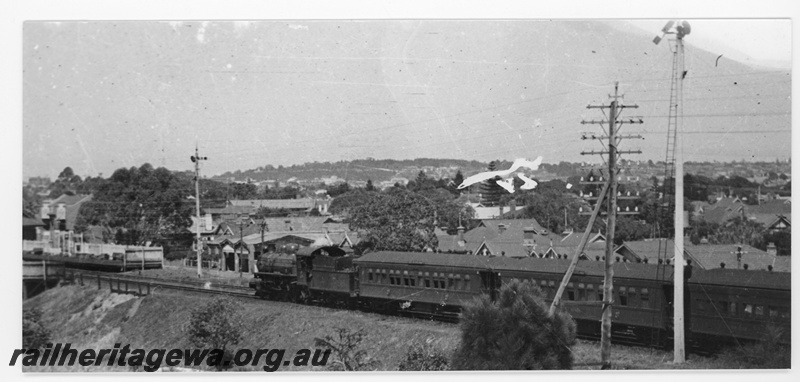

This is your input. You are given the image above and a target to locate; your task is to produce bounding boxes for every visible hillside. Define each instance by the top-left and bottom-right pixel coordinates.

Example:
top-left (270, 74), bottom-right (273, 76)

top-left (20, 283), bottom-right (771, 372)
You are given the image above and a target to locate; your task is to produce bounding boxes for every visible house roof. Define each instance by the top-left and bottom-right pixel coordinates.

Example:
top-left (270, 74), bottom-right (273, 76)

top-left (23, 217), bottom-right (44, 227)
top-left (617, 240), bottom-right (790, 272)
top-left (702, 197), bottom-right (745, 224)
top-left (745, 199), bottom-right (791, 216)
top-left (686, 243), bottom-right (789, 272)
top-left (43, 194), bottom-right (93, 231)
top-left (474, 240), bottom-right (533, 258)
top-left (229, 198), bottom-right (317, 210)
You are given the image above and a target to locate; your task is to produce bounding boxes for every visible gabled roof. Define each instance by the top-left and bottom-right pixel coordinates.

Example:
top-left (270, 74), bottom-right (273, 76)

top-left (473, 240), bottom-right (533, 258)
top-left (617, 240), bottom-right (790, 272)
top-left (49, 194), bottom-right (92, 206)
top-left (479, 218), bottom-right (548, 236)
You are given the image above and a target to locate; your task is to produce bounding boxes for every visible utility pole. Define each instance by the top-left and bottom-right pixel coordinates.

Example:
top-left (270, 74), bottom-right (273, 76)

top-left (191, 145), bottom-right (208, 277)
top-left (580, 82), bottom-right (642, 369)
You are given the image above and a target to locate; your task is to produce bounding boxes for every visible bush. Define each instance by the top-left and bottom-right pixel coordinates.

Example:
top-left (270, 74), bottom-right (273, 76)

top-left (451, 279), bottom-right (576, 370)
top-left (185, 296), bottom-right (245, 370)
top-left (23, 307), bottom-right (50, 349)
top-left (398, 340), bottom-right (449, 371)
top-left (314, 327), bottom-right (380, 371)
top-left (717, 322), bottom-right (790, 368)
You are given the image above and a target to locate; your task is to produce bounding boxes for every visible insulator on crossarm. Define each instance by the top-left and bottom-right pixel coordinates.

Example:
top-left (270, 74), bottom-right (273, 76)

top-left (627, 191), bottom-right (631, 196)
top-left (579, 207), bottom-right (584, 213)
top-left (580, 177), bottom-right (584, 182)
top-left (617, 206), bottom-right (621, 212)
top-left (636, 191), bottom-right (640, 196)
top-left (580, 191), bottom-right (584, 197)
top-left (600, 177), bottom-right (604, 181)
top-left (659, 192), bottom-right (663, 199)
top-left (590, 177), bottom-right (594, 182)
top-left (626, 206), bottom-right (630, 212)
top-left (635, 206), bottom-right (639, 212)
top-left (589, 192), bottom-right (593, 197)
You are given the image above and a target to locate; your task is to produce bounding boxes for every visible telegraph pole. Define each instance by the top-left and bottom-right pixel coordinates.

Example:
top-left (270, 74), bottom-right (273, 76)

top-left (580, 82), bottom-right (642, 369)
top-left (191, 145), bottom-right (208, 277)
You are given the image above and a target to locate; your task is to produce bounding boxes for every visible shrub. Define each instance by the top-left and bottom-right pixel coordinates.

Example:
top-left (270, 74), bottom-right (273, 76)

top-left (185, 296), bottom-right (245, 370)
top-left (23, 307), bottom-right (51, 349)
top-left (398, 340), bottom-right (449, 371)
top-left (451, 279), bottom-right (576, 370)
top-left (314, 327), bottom-right (380, 371)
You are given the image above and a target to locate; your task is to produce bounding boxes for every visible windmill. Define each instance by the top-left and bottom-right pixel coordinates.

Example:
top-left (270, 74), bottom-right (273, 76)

top-left (653, 19), bottom-right (691, 364)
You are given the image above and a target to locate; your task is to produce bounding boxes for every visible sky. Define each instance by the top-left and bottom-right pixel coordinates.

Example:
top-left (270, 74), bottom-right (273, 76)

top-left (7, 1), bottom-right (798, 180)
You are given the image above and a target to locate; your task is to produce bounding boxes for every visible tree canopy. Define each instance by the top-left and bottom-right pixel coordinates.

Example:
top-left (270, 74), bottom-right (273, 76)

top-left (451, 280), bottom-right (576, 370)
top-left (75, 163), bottom-right (194, 246)
top-left (348, 188), bottom-right (438, 252)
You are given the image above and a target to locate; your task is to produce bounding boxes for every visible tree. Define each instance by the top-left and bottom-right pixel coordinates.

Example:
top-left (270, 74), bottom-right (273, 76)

top-left (365, 179), bottom-right (376, 192)
top-left (480, 161), bottom-right (505, 207)
top-left (518, 180), bottom-right (583, 234)
top-left (329, 188), bottom-right (378, 216)
top-left (74, 164), bottom-right (194, 246)
top-left (186, 296), bottom-right (245, 370)
top-left (348, 188), bottom-right (437, 252)
top-left (48, 166), bottom-right (84, 198)
top-left (451, 279), bottom-right (576, 370)
top-left (230, 182), bottom-right (258, 200)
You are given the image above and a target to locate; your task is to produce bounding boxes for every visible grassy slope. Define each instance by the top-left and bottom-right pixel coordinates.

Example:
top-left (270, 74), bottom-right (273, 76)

top-left (21, 284), bottom-right (750, 372)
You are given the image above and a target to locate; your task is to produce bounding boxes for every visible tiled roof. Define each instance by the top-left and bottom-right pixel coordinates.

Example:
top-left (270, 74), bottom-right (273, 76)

top-left (618, 240), bottom-right (790, 272)
top-left (745, 199), bottom-right (791, 216)
top-left (474, 240), bottom-right (533, 258)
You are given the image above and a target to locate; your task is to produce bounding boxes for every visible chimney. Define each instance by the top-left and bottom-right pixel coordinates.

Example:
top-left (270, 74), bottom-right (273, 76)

top-left (766, 242), bottom-right (777, 256)
top-left (498, 224), bottom-right (506, 234)
top-left (457, 225), bottom-right (465, 243)
top-left (205, 213), bottom-right (213, 230)
top-left (498, 205), bottom-right (505, 217)
top-left (510, 200), bottom-right (516, 214)
top-left (522, 226), bottom-right (535, 248)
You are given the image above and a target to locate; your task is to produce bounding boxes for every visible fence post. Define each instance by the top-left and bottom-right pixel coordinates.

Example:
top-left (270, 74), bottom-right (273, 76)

top-left (97, 274), bottom-right (101, 290)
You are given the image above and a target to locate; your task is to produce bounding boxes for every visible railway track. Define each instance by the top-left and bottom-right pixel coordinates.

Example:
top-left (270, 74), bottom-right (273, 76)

top-left (58, 270), bottom-right (718, 355)
top-left (64, 269), bottom-right (257, 299)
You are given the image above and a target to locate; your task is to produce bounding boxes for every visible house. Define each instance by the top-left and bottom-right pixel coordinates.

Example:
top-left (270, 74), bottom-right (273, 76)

top-left (745, 199), bottom-right (791, 231)
top-left (467, 202), bottom-right (526, 220)
top-left (39, 194), bottom-right (93, 233)
top-left (697, 197), bottom-right (745, 225)
top-left (437, 218), bottom-right (563, 258)
top-left (22, 217), bottom-right (44, 241)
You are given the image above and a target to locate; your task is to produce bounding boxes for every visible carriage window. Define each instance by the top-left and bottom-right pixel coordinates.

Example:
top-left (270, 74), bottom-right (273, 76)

top-left (619, 287), bottom-right (628, 306)
top-left (755, 306), bottom-right (764, 317)
top-left (598, 285), bottom-right (604, 302)
top-left (640, 288), bottom-right (649, 307)
top-left (368, 270), bottom-right (373, 282)
top-left (448, 276), bottom-right (455, 289)
top-left (744, 304), bottom-right (753, 316)
top-left (425, 279), bottom-right (431, 288)
top-left (404, 277), bottom-right (410, 286)
top-left (577, 283), bottom-right (586, 301)
top-left (696, 299), bottom-right (706, 312)
top-left (769, 306), bottom-right (779, 318)
top-left (729, 302), bottom-right (738, 316)
top-left (567, 283), bottom-right (575, 301)
top-left (628, 288), bottom-right (637, 305)
top-left (548, 281), bottom-right (556, 298)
